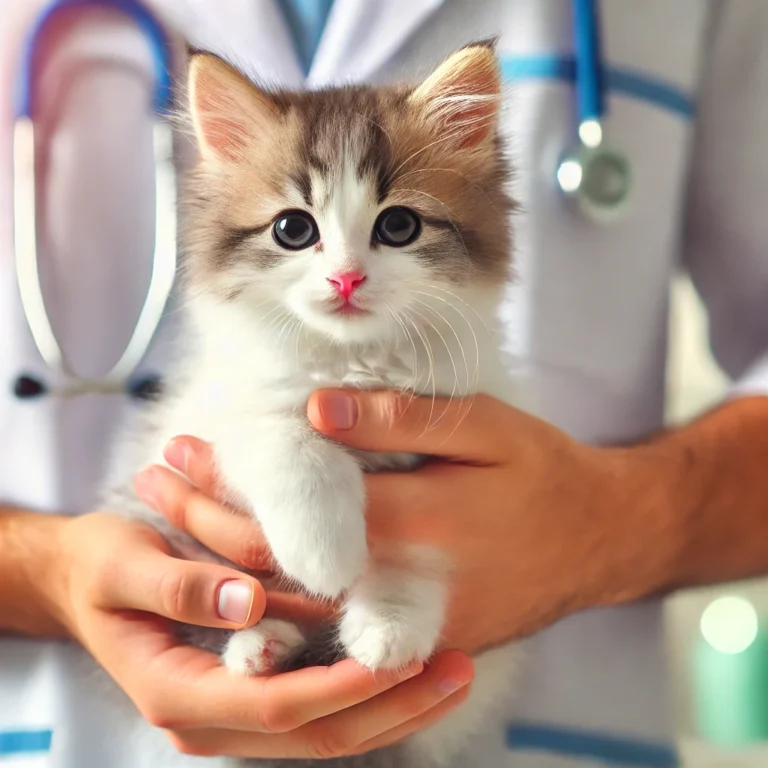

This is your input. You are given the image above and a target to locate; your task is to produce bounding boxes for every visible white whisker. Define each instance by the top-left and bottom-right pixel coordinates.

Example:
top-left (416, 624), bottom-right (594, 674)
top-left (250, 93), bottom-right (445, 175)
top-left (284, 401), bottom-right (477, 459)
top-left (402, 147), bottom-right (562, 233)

top-left (392, 166), bottom-right (500, 212)
top-left (403, 312), bottom-right (436, 435)
top-left (408, 304), bottom-right (460, 417)
top-left (384, 302), bottom-right (420, 407)
top-left (353, 112), bottom-right (393, 148)
top-left (412, 297), bottom-right (471, 396)
top-left (412, 289), bottom-right (482, 391)
top-left (421, 284), bottom-right (492, 336)
top-left (389, 131), bottom-right (463, 179)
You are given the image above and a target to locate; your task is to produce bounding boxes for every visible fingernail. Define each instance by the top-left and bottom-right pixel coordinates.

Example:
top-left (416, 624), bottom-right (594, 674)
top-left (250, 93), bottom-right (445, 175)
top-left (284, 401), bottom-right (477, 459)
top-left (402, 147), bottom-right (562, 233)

top-left (320, 392), bottom-right (358, 430)
top-left (164, 438), bottom-right (191, 475)
top-left (218, 580), bottom-right (254, 625)
top-left (437, 677), bottom-right (471, 697)
top-left (134, 468), bottom-right (161, 511)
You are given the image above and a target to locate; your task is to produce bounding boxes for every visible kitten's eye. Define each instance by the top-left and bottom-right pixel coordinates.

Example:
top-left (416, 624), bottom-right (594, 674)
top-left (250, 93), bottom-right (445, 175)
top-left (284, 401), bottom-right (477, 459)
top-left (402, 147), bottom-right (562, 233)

top-left (272, 211), bottom-right (319, 250)
top-left (373, 207), bottom-right (421, 247)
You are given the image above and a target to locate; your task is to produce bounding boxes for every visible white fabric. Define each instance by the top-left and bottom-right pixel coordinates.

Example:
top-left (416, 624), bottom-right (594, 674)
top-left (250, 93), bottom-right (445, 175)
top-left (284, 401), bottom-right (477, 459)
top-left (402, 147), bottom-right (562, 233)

top-left (1, 0), bottom-right (768, 766)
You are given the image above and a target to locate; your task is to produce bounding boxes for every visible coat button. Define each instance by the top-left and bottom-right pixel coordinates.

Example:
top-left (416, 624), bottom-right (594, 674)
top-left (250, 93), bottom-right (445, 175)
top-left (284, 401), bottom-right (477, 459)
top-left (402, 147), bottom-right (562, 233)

top-left (12, 374), bottom-right (48, 399)
top-left (127, 374), bottom-right (163, 401)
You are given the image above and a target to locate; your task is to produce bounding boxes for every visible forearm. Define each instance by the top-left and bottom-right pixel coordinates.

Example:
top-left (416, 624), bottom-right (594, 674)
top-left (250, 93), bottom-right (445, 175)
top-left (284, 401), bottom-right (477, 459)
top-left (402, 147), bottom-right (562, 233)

top-left (599, 395), bottom-right (768, 607)
top-left (0, 508), bottom-right (70, 638)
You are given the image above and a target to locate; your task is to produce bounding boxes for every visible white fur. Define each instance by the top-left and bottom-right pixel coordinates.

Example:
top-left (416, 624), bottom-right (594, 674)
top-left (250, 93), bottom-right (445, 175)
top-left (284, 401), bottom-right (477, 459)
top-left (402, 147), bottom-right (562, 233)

top-left (340, 551), bottom-right (448, 669)
top-left (223, 619), bottom-right (306, 676)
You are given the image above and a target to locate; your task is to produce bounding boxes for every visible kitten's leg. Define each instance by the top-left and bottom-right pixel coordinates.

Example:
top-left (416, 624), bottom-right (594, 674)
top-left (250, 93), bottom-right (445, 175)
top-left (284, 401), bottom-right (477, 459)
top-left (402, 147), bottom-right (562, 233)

top-left (223, 620), bottom-right (306, 676)
top-left (215, 412), bottom-right (367, 598)
top-left (340, 551), bottom-right (448, 670)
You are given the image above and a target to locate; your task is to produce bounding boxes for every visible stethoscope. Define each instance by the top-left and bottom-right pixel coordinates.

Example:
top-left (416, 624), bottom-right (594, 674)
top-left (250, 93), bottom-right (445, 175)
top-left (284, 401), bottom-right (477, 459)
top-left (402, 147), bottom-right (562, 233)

top-left (12, 0), bottom-right (177, 400)
top-left (556, 0), bottom-right (632, 222)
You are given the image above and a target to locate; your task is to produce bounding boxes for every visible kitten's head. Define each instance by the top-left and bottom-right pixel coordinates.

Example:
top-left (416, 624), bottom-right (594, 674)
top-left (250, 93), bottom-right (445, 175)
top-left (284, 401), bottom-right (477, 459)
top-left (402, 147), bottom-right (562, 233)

top-left (184, 43), bottom-right (513, 344)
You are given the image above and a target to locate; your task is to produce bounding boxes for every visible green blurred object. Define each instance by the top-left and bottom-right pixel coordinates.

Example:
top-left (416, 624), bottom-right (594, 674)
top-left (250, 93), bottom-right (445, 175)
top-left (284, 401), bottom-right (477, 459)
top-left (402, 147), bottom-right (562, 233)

top-left (693, 596), bottom-right (768, 746)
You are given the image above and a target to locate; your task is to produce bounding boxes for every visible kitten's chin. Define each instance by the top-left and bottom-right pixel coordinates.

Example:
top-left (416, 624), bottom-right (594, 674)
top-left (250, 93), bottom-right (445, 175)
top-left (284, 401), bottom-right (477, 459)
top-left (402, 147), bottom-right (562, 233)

top-left (299, 308), bottom-right (392, 344)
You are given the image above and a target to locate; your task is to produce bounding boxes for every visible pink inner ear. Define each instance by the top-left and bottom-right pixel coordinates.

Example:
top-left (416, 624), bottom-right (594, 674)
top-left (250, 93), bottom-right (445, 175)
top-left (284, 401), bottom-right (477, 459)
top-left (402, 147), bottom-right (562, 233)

top-left (196, 76), bottom-right (251, 160)
top-left (438, 61), bottom-right (500, 150)
top-left (447, 101), bottom-right (497, 150)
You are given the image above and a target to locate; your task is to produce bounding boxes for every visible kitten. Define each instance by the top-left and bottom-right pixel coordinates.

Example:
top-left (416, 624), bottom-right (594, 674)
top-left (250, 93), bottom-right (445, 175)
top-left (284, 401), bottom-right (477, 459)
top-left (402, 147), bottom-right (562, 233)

top-left (105, 41), bottom-right (520, 767)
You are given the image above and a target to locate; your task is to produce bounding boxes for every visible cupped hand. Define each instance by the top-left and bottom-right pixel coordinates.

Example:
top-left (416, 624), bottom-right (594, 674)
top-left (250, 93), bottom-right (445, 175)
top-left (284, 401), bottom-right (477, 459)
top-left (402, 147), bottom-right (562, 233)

top-left (138, 389), bottom-right (659, 655)
top-left (46, 512), bottom-right (473, 759)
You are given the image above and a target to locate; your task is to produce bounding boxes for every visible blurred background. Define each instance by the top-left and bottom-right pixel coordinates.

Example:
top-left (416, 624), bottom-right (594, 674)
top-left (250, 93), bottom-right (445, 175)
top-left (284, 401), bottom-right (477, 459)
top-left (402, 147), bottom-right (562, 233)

top-left (667, 274), bottom-right (768, 768)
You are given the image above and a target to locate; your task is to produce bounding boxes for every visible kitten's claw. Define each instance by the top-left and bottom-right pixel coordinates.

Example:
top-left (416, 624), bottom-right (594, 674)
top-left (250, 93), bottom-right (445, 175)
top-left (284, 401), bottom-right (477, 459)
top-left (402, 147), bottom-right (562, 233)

top-left (222, 620), bottom-right (305, 676)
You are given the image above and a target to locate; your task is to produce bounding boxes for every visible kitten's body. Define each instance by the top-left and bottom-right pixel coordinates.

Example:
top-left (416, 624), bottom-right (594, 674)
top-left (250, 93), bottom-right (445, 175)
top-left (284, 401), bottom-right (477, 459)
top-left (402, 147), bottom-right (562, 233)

top-left (104, 43), bottom-right (520, 766)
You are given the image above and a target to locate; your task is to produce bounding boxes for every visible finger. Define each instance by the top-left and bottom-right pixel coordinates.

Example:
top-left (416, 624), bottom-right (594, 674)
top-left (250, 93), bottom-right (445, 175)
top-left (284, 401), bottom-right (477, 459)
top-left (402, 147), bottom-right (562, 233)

top-left (134, 465), bottom-right (274, 571)
top-left (352, 687), bottom-right (470, 754)
top-left (304, 650), bottom-right (474, 753)
top-left (308, 389), bottom-right (506, 460)
top-left (169, 692), bottom-right (470, 760)
top-left (96, 527), bottom-right (266, 629)
top-left (136, 652), bottom-right (424, 733)
top-left (163, 651), bottom-right (472, 758)
top-left (163, 435), bottom-right (217, 495)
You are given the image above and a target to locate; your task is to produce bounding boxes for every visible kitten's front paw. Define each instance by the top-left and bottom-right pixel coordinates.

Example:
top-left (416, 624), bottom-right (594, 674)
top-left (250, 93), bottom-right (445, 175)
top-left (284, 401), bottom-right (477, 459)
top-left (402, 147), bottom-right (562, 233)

top-left (222, 620), bottom-right (305, 676)
top-left (340, 595), bottom-right (443, 671)
top-left (267, 454), bottom-right (367, 599)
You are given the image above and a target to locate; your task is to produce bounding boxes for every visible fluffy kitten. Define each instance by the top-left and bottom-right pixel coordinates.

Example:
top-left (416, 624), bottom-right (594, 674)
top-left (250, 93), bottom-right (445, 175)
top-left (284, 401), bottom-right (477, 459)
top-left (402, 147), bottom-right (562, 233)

top-left (106, 42), bottom-right (520, 767)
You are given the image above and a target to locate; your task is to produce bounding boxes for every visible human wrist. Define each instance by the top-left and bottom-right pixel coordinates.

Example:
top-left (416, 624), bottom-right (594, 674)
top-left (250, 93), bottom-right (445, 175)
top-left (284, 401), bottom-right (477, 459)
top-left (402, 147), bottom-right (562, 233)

top-left (578, 438), bottom-right (690, 612)
top-left (0, 509), bottom-right (71, 637)
top-left (583, 396), bottom-right (768, 612)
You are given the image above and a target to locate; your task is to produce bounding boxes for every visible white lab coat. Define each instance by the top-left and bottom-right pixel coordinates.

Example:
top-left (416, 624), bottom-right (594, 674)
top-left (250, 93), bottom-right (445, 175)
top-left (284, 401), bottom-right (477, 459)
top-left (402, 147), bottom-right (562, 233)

top-left (1, 1), bottom-right (768, 766)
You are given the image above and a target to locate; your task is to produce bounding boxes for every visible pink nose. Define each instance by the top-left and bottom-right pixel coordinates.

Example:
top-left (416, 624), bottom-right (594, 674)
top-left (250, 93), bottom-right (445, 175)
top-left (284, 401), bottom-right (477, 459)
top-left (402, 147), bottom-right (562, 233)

top-left (328, 271), bottom-right (366, 300)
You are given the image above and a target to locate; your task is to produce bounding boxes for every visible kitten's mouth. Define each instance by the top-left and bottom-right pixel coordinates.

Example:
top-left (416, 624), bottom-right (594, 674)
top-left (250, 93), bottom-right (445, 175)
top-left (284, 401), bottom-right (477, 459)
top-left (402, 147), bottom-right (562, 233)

top-left (333, 304), bottom-right (370, 317)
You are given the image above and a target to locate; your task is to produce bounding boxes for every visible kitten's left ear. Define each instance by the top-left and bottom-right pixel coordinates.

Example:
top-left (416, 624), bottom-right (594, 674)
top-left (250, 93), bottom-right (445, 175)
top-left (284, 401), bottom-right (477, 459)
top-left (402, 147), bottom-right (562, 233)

top-left (409, 40), bottom-right (501, 150)
top-left (188, 53), bottom-right (279, 162)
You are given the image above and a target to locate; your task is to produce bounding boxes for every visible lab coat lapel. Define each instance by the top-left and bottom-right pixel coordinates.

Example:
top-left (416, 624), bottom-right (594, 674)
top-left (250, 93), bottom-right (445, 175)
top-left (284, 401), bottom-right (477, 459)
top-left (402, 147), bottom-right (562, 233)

top-left (160, 0), bottom-right (306, 88)
top-left (308, 0), bottom-right (446, 87)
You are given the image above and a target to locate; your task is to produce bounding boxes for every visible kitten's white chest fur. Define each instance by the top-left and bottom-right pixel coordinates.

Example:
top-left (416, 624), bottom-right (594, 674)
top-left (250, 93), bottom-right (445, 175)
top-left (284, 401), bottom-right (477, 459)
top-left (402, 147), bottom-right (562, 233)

top-left (311, 347), bottom-right (415, 390)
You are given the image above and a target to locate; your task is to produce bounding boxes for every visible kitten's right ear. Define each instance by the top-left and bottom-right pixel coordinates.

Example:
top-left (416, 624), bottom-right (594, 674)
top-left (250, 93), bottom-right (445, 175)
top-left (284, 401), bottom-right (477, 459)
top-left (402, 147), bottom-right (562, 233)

top-left (409, 42), bottom-right (501, 150)
top-left (188, 54), bottom-right (278, 162)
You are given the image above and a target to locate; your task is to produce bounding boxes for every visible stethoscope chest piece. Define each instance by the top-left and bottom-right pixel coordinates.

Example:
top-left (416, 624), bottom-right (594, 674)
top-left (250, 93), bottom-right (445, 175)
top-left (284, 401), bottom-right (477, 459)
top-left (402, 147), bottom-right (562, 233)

top-left (556, 0), bottom-right (633, 223)
top-left (557, 140), bottom-right (632, 223)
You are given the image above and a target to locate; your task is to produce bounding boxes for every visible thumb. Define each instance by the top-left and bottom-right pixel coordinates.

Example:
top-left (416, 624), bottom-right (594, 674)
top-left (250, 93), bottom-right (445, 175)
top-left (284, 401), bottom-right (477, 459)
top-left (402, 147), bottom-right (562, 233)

top-left (307, 389), bottom-right (504, 459)
top-left (99, 526), bottom-right (266, 630)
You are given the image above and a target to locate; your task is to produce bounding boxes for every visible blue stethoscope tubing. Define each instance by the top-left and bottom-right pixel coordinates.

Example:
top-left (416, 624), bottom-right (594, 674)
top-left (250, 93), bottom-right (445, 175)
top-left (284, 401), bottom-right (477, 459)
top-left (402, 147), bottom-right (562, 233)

top-left (572, 0), bottom-right (604, 123)
top-left (557, 0), bottom-right (632, 220)
top-left (12, 0), bottom-right (177, 398)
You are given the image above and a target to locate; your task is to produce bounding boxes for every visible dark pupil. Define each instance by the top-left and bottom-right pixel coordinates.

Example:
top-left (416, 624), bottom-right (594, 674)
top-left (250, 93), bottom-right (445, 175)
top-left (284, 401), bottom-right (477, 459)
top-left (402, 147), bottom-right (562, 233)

top-left (279, 216), bottom-right (311, 246)
top-left (383, 212), bottom-right (415, 241)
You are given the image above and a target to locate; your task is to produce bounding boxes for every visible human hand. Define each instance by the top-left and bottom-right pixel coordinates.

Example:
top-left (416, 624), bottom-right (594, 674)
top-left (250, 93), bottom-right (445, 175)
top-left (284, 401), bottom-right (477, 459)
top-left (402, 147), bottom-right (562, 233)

top-left (140, 389), bottom-right (673, 656)
top-left (44, 512), bottom-right (474, 759)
